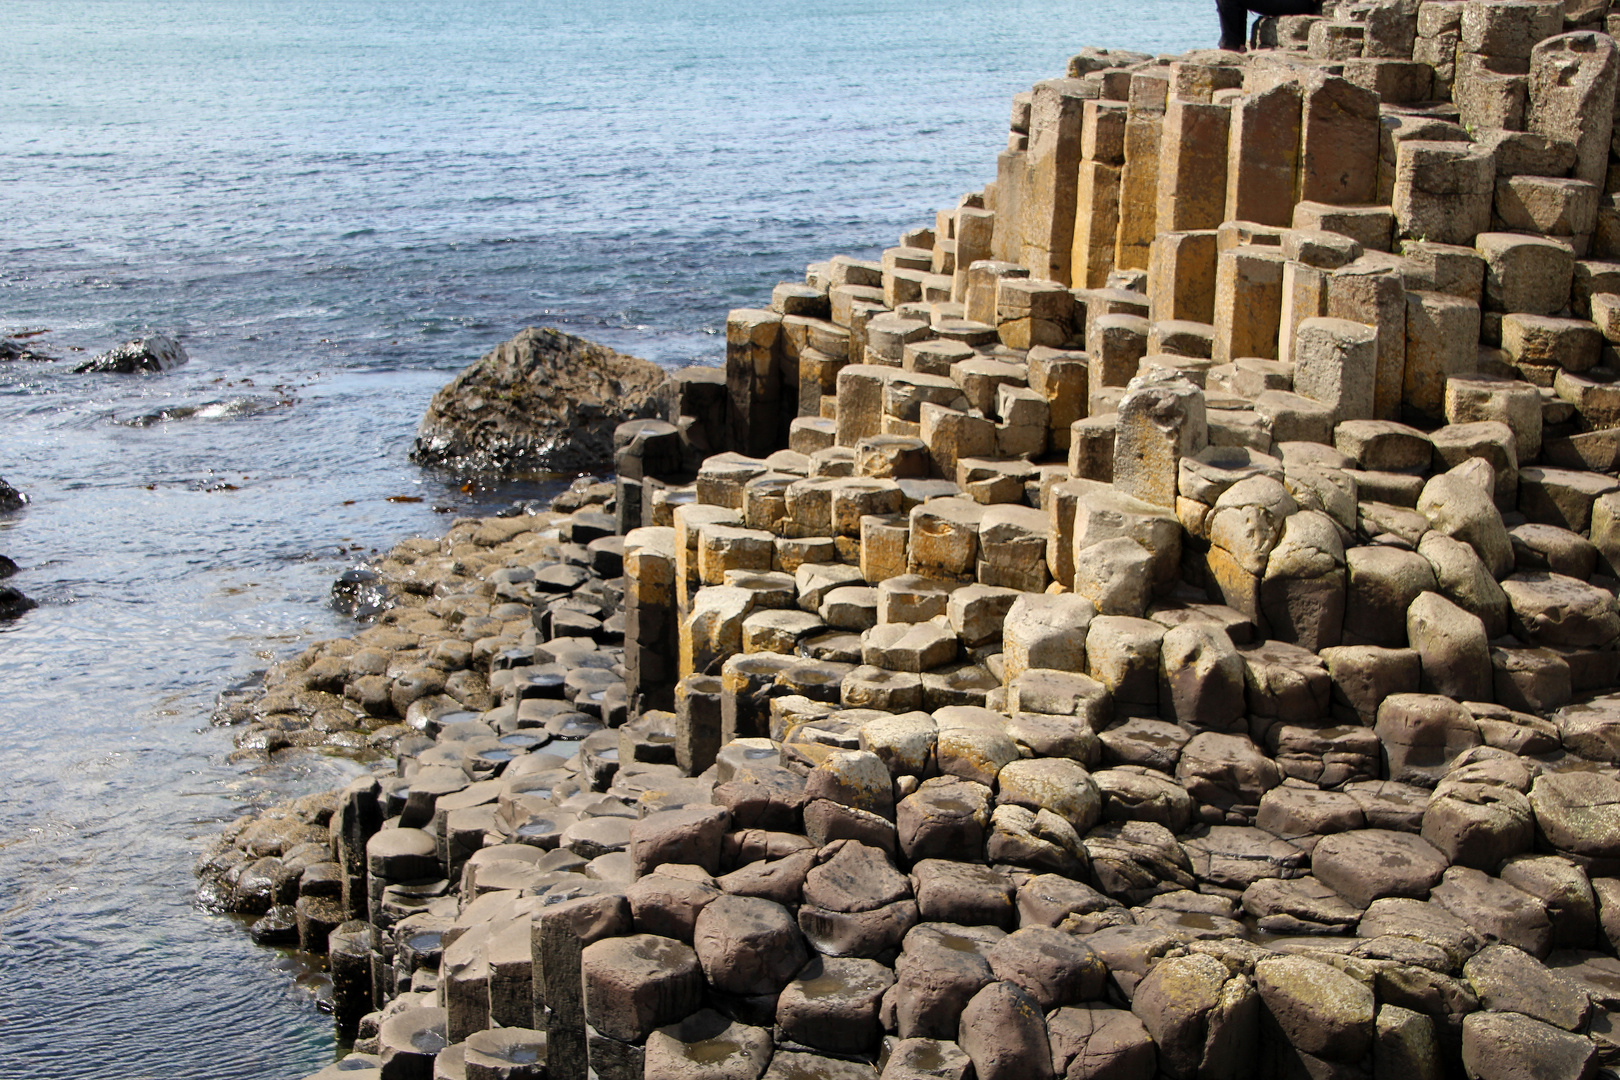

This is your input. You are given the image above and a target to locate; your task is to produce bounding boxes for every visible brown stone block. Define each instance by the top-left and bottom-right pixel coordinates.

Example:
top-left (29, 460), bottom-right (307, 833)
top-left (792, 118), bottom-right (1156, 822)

top-left (1327, 260), bottom-right (1407, 421)
top-left (1148, 230), bottom-right (1220, 325)
top-left (1116, 112), bottom-right (1164, 272)
top-left (1299, 76), bottom-right (1380, 206)
top-left (1225, 83), bottom-right (1301, 227)
top-left (1156, 101), bottom-right (1230, 232)
top-left (1021, 79), bottom-right (1091, 285)
top-left (1071, 162), bottom-right (1123, 289)
top-left (1213, 246), bottom-right (1288, 364)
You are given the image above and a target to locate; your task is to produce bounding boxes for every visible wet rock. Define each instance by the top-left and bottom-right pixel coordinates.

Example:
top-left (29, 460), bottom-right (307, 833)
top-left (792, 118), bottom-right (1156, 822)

top-left (957, 981), bottom-right (1053, 1080)
top-left (1174, 732), bottom-right (1280, 819)
top-left (1529, 771), bottom-right (1620, 860)
top-left (878, 1038), bottom-right (973, 1080)
top-left (1130, 952), bottom-right (1258, 1080)
top-left (994, 757), bottom-right (1101, 834)
top-left (803, 840), bottom-right (910, 913)
top-left (249, 904), bottom-right (299, 945)
top-left (0, 475), bottom-right (25, 512)
top-left (1460, 1011), bottom-right (1598, 1080)
top-left (694, 895), bottom-right (808, 997)
top-left (1463, 944), bottom-right (1591, 1031)
top-left (776, 955), bottom-right (895, 1055)
top-left (911, 860), bottom-right (1016, 927)
top-left (893, 923), bottom-right (1004, 1040)
top-left (72, 333), bottom-right (187, 373)
top-left (986, 927), bottom-right (1107, 1009)
top-left (0, 585), bottom-right (37, 620)
top-left (1242, 876), bottom-right (1361, 934)
top-left (897, 776), bottom-right (992, 861)
top-left (627, 871), bottom-right (721, 942)
top-left (643, 1010), bottom-right (773, 1080)
top-left (412, 328), bottom-right (669, 473)
top-left (1421, 776), bottom-right (1533, 871)
top-left (1311, 829), bottom-right (1448, 909)
top-left (1085, 820), bottom-right (1196, 904)
top-left (1045, 1004), bottom-right (1156, 1080)
top-left (1374, 693), bottom-right (1481, 788)
top-left (1431, 866), bottom-right (1553, 958)
top-left (1254, 955), bottom-right (1374, 1062)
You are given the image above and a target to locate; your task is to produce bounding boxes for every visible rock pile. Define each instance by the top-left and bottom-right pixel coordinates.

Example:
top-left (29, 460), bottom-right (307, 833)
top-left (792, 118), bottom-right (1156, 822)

top-left (206, 8), bottom-right (1620, 1079)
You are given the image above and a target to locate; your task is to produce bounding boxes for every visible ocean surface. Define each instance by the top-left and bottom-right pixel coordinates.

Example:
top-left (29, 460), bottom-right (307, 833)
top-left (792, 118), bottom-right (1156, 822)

top-left (0, 3), bottom-right (1207, 1076)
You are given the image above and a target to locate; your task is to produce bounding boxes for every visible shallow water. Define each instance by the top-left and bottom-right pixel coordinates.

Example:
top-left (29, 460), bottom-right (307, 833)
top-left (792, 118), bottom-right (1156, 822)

top-left (0, 2), bottom-right (1205, 1075)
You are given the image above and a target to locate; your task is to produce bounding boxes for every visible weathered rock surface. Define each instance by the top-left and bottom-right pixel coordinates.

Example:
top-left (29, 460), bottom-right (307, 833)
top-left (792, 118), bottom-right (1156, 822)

top-left (412, 327), bottom-right (669, 473)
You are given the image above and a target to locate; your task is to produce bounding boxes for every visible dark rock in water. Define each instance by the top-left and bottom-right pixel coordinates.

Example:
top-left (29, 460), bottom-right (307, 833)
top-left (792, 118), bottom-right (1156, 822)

top-left (331, 566), bottom-right (393, 619)
top-left (0, 556), bottom-right (17, 579)
top-left (73, 333), bottom-right (188, 374)
top-left (0, 476), bottom-right (24, 513)
top-left (0, 586), bottom-right (37, 620)
top-left (411, 327), bottom-right (669, 474)
top-left (0, 338), bottom-right (54, 362)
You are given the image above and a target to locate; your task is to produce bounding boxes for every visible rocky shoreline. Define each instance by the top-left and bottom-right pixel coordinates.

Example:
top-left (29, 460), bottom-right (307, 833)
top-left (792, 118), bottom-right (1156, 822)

top-left (201, 11), bottom-right (1620, 1080)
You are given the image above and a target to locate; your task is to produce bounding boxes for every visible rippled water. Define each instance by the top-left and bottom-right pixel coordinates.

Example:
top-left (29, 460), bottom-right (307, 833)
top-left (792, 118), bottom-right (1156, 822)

top-left (0, 2), bottom-right (1205, 1076)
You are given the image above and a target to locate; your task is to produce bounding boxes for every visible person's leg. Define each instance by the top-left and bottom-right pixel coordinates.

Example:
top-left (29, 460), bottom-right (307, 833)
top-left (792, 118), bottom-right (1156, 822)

top-left (1216, 0), bottom-right (1251, 50)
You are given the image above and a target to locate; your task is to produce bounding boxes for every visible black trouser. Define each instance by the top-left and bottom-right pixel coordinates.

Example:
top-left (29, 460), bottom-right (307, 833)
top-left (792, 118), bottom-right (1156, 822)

top-left (1217, 0), bottom-right (1323, 50)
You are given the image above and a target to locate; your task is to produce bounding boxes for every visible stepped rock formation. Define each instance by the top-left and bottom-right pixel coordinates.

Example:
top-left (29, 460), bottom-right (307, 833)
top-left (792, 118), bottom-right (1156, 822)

top-left (205, 10), bottom-right (1620, 1080)
top-left (412, 327), bottom-right (671, 475)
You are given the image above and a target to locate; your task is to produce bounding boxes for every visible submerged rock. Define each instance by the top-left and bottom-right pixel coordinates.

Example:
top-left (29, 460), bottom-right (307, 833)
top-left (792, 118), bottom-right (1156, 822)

top-left (330, 565), bottom-right (394, 620)
top-left (0, 337), bottom-right (54, 362)
top-left (72, 333), bottom-right (188, 374)
top-left (0, 586), bottom-right (37, 620)
top-left (0, 476), bottom-right (25, 512)
top-left (411, 327), bottom-right (669, 474)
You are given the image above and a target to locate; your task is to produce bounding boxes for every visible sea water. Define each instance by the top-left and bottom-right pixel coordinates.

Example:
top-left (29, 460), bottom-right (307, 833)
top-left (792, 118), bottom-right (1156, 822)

top-left (0, 2), bottom-right (1206, 1075)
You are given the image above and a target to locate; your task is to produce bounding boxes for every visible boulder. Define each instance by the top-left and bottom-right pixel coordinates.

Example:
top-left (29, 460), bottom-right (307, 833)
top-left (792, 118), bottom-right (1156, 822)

top-left (1046, 1004), bottom-right (1157, 1080)
top-left (72, 333), bottom-right (187, 373)
top-left (411, 327), bottom-right (669, 472)
top-left (0, 476), bottom-right (25, 513)
top-left (1460, 1011), bottom-right (1598, 1080)
top-left (958, 981), bottom-right (1053, 1080)
top-left (1130, 952), bottom-right (1258, 1080)
top-left (1253, 955), bottom-right (1375, 1062)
